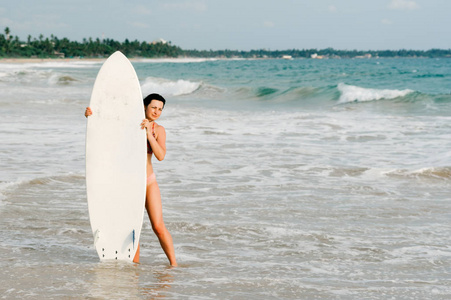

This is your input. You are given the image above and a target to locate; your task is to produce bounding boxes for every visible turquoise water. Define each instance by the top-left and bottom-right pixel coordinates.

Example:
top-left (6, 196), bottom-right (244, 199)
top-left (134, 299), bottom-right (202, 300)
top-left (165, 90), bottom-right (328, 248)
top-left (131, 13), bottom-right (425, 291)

top-left (138, 58), bottom-right (450, 98)
top-left (0, 57), bottom-right (450, 299)
top-left (146, 58), bottom-right (450, 91)
top-left (135, 58), bottom-right (451, 119)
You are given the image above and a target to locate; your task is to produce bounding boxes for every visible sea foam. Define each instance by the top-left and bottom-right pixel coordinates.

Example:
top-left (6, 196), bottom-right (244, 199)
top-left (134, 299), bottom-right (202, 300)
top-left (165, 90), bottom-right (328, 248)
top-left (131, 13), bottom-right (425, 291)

top-left (337, 83), bottom-right (413, 104)
top-left (136, 57), bottom-right (218, 64)
top-left (141, 77), bottom-right (201, 96)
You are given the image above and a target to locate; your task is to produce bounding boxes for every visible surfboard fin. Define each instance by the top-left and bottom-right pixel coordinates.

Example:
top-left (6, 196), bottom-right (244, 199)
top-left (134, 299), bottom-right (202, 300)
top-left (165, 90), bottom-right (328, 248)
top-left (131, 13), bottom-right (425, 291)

top-left (93, 229), bottom-right (100, 246)
top-left (132, 229), bottom-right (135, 249)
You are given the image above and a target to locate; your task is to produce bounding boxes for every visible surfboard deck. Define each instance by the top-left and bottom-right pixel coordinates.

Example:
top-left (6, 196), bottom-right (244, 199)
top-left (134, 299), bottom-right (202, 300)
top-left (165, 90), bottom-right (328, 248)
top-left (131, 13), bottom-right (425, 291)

top-left (86, 51), bottom-right (146, 261)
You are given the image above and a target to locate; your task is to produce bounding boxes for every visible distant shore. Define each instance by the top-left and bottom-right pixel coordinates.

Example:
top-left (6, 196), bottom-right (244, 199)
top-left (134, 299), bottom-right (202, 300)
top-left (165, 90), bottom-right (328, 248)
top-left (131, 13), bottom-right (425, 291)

top-left (0, 57), bottom-right (107, 64)
top-left (1, 55), bottom-right (449, 65)
top-left (0, 57), bottom-right (229, 63)
top-left (2, 28), bottom-right (451, 60)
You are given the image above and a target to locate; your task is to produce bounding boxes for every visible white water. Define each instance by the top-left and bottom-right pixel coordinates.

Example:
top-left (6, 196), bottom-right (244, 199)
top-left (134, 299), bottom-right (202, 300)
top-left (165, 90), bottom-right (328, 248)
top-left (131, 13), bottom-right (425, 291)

top-left (337, 83), bottom-right (413, 103)
top-left (1, 58), bottom-right (450, 299)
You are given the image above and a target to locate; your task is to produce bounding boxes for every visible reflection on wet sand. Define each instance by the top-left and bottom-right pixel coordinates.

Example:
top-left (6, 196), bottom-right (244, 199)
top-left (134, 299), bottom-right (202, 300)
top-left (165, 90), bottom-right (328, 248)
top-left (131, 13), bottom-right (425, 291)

top-left (88, 261), bottom-right (173, 299)
top-left (140, 267), bottom-right (174, 298)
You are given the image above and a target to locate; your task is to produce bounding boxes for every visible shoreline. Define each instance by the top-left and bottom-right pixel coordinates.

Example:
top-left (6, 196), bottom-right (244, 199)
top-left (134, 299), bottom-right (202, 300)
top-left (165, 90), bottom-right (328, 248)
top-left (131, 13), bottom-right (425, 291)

top-left (1, 56), bottom-right (447, 64)
top-left (0, 57), bottom-right (241, 64)
top-left (0, 57), bottom-right (219, 64)
top-left (0, 57), bottom-right (107, 64)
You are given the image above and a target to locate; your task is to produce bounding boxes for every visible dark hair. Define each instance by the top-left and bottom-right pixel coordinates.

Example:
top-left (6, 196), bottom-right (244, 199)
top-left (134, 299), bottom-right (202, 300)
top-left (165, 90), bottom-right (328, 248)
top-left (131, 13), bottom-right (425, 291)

top-left (144, 93), bottom-right (166, 108)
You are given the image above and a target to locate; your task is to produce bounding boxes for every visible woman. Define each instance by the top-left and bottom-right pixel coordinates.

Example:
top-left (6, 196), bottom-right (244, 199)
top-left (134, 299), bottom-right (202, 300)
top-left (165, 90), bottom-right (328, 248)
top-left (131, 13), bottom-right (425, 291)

top-left (85, 93), bottom-right (177, 266)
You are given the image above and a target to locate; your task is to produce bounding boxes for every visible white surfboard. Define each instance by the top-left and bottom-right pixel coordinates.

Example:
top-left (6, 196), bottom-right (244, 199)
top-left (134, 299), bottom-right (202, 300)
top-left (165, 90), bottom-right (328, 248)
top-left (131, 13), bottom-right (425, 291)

top-left (86, 51), bottom-right (146, 261)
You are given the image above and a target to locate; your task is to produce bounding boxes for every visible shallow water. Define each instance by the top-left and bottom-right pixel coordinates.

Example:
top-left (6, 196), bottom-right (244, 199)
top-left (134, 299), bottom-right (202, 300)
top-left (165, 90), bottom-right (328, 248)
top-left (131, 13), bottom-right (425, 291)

top-left (1, 58), bottom-right (450, 299)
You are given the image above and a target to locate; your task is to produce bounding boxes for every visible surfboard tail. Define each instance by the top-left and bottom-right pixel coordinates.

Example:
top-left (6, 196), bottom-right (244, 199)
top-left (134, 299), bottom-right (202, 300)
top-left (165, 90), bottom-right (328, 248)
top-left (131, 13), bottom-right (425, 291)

top-left (93, 229), bottom-right (100, 246)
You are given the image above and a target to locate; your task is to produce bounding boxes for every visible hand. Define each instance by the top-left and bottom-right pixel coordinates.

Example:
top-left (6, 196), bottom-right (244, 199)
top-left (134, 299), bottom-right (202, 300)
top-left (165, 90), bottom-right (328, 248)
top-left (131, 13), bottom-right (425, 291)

top-left (85, 107), bottom-right (92, 118)
top-left (141, 119), bottom-right (154, 131)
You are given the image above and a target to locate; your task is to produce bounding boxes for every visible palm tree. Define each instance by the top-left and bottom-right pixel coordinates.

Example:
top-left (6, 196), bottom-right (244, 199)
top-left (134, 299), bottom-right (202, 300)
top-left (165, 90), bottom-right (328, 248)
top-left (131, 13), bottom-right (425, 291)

top-left (4, 27), bottom-right (10, 40)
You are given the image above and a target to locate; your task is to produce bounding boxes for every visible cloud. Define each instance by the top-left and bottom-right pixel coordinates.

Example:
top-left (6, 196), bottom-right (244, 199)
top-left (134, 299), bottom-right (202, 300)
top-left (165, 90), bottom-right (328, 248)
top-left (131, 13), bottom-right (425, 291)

top-left (263, 21), bottom-right (275, 28)
top-left (0, 7), bottom-right (13, 28)
top-left (381, 19), bottom-right (393, 25)
top-left (131, 5), bottom-right (152, 16)
top-left (388, 0), bottom-right (420, 10)
top-left (5, 14), bottom-right (68, 33)
top-left (32, 14), bottom-right (68, 30)
top-left (129, 22), bottom-right (150, 29)
top-left (328, 5), bottom-right (337, 13)
top-left (162, 1), bottom-right (207, 12)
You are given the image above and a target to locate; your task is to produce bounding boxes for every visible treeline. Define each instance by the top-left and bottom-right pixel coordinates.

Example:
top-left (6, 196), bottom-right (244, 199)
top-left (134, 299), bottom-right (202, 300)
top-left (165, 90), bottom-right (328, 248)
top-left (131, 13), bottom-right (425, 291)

top-left (0, 27), bottom-right (182, 58)
top-left (184, 48), bottom-right (451, 59)
top-left (1, 28), bottom-right (450, 59)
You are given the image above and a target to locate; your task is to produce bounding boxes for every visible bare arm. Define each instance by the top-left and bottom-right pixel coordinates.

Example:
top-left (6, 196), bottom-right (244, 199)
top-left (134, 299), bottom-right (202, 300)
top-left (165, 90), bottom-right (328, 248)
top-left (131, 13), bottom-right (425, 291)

top-left (148, 124), bottom-right (166, 161)
top-left (141, 120), bottom-right (166, 161)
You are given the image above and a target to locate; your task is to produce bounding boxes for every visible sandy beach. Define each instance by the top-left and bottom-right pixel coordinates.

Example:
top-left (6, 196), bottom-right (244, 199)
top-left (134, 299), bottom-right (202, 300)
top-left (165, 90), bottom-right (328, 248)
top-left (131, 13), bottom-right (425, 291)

top-left (0, 57), bottom-right (107, 64)
top-left (0, 57), bottom-right (223, 64)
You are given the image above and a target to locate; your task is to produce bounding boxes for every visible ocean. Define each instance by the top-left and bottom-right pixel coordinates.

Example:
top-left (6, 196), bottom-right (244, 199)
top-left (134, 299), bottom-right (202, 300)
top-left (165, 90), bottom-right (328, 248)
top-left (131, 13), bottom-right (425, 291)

top-left (0, 57), bottom-right (450, 299)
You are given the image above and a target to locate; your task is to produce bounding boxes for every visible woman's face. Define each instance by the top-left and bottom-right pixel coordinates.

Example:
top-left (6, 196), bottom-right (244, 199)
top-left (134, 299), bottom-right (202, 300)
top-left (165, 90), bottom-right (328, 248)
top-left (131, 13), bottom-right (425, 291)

top-left (145, 100), bottom-right (164, 121)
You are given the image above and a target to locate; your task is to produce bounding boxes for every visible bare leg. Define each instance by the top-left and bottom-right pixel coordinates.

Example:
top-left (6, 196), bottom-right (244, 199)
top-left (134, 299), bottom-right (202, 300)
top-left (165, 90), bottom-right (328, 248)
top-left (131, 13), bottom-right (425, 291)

top-left (133, 244), bottom-right (140, 263)
top-left (145, 180), bottom-right (177, 267)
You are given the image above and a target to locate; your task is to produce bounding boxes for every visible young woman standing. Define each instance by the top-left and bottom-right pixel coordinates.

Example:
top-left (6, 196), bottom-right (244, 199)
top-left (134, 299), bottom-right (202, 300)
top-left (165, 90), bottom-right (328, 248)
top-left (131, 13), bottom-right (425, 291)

top-left (86, 93), bottom-right (177, 266)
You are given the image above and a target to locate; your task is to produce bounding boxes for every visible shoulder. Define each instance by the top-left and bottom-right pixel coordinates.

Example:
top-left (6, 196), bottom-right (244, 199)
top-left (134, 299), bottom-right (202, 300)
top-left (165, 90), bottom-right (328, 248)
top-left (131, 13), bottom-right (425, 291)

top-left (155, 122), bottom-right (166, 136)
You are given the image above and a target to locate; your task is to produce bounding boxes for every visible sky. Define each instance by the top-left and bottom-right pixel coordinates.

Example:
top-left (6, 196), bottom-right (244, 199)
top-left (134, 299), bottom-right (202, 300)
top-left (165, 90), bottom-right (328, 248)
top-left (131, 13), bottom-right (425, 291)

top-left (0, 0), bottom-right (450, 51)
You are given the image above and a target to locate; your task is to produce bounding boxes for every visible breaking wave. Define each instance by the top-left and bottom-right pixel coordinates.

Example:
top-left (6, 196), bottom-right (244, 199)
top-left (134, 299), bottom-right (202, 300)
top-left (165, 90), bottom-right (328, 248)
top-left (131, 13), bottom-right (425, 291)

top-left (385, 167), bottom-right (451, 180)
top-left (337, 83), bottom-right (414, 104)
top-left (135, 57), bottom-right (219, 64)
top-left (141, 77), bottom-right (201, 96)
top-left (0, 68), bottom-right (81, 85)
